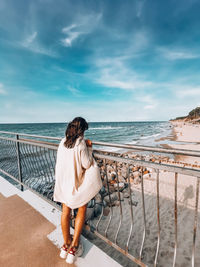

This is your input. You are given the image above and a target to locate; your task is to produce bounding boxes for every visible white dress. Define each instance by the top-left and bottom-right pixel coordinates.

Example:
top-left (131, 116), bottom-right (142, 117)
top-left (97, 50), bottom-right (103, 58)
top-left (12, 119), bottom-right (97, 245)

top-left (53, 136), bottom-right (94, 209)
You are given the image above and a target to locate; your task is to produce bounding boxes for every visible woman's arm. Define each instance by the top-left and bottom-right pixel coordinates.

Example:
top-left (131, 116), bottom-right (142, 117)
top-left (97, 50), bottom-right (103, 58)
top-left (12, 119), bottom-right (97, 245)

top-left (80, 139), bottom-right (93, 169)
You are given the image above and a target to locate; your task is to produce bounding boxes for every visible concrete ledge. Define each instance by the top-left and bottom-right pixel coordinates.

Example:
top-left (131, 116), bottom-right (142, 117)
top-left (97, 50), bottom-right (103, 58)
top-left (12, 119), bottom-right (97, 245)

top-left (0, 176), bottom-right (122, 267)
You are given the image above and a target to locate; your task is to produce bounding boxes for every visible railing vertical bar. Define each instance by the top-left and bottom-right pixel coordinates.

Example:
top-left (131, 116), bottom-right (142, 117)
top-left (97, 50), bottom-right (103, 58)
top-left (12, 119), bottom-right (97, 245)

top-left (173, 172), bottom-right (178, 267)
top-left (32, 145), bottom-right (44, 192)
top-left (52, 149), bottom-right (57, 167)
top-left (16, 134), bottom-right (23, 191)
top-left (95, 159), bottom-right (106, 231)
top-left (35, 145), bottom-right (47, 194)
top-left (42, 147), bottom-right (52, 181)
top-left (25, 144), bottom-right (37, 177)
top-left (9, 137), bottom-right (18, 164)
top-left (114, 161), bottom-right (123, 244)
top-left (19, 143), bottom-right (30, 183)
top-left (28, 145), bottom-right (41, 189)
top-left (25, 144), bottom-right (35, 177)
top-left (46, 148), bottom-right (55, 180)
top-left (23, 144), bottom-right (34, 176)
top-left (1, 139), bottom-right (8, 170)
top-left (38, 147), bottom-right (51, 195)
top-left (104, 159), bottom-right (114, 237)
top-left (35, 146), bottom-right (43, 177)
top-left (140, 167), bottom-right (147, 260)
top-left (39, 146), bottom-right (50, 184)
top-left (8, 139), bottom-right (18, 177)
top-left (125, 164), bottom-right (134, 252)
top-left (154, 169), bottom-right (160, 267)
top-left (192, 177), bottom-right (200, 267)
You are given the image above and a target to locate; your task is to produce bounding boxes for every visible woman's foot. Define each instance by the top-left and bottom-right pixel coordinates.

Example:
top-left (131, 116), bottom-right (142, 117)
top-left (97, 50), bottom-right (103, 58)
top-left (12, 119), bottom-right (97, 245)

top-left (65, 240), bottom-right (84, 264)
top-left (60, 244), bottom-right (70, 259)
top-left (60, 235), bottom-right (73, 259)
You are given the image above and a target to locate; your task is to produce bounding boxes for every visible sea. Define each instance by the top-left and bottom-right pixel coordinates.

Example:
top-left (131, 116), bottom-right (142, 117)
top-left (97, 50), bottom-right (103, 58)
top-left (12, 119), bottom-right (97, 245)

top-left (0, 121), bottom-right (172, 151)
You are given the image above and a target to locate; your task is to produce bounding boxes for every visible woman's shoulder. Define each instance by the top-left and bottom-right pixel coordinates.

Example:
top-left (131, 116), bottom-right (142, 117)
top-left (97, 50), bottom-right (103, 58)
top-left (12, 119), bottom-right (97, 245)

top-left (58, 136), bottom-right (86, 150)
top-left (60, 137), bottom-right (66, 145)
top-left (76, 137), bottom-right (86, 149)
top-left (58, 137), bottom-right (66, 148)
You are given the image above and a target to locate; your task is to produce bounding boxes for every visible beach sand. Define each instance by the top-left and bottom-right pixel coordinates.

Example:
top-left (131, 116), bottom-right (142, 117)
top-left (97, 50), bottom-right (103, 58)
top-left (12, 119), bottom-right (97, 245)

top-left (170, 121), bottom-right (200, 166)
top-left (89, 121), bottom-right (200, 267)
top-left (170, 121), bottom-right (200, 143)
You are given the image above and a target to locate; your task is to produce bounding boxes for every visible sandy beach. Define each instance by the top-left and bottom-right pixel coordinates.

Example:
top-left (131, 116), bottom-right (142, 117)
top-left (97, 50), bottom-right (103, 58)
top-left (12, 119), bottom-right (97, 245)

top-left (171, 121), bottom-right (200, 143)
top-left (89, 121), bottom-right (200, 267)
top-left (170, 121), bottom-right (200, 166)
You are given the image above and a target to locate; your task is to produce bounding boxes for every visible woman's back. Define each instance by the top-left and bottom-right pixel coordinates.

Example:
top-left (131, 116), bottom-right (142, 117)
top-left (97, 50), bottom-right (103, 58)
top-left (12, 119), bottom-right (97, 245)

top-left (53, 136), bottom-right (93, 205)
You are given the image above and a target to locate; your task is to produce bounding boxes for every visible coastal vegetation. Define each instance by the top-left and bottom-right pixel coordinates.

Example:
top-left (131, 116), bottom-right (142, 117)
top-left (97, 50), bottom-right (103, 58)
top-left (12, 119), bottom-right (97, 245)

top-left (171, 106), bottom-right (200, 123)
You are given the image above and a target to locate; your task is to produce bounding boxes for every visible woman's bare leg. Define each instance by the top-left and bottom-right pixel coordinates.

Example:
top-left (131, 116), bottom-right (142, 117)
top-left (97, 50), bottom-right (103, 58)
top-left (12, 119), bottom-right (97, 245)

top-left (71, 203), bottom-right (87, 248)
top-left (61, 203), bottom-right (72, 246)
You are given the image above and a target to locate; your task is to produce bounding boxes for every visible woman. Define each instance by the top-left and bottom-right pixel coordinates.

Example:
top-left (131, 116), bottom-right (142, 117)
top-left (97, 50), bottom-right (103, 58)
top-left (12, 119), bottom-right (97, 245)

top-left (53, 117), bottom-right (94, 264)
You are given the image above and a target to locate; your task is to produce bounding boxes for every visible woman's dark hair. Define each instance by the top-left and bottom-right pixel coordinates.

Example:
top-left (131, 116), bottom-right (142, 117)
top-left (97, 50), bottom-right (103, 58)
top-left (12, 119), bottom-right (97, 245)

top-left (64, 117), bottom-right (88, 148)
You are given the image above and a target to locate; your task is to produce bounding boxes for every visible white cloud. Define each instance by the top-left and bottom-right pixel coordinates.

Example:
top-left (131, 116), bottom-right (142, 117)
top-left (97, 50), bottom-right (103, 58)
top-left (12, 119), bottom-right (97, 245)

top-left (166, 51), bottom-right (198, 60)
top-left (62, 24), bottom-right (77, 33)
top-left (21, 32), bottom-right (57, 57)
top-left (62, 24), bottom-right (81, 47)
top-left (136, 95), bottom-right (154, 103)
top-left (144, 104), bottom-right (156, 110)
top-left (95, 57), bottom-right (153, 90)
top-left (91, 29), bottom-right (153, 90)
top-left (175, 87), bottom-right (200, 97)
top-left (61, 28), bottom-right (82, 47)
top-left (158, 47), bottom-right (199, 60)
top-left (136, 94), bottom-right (157, 110)
top-left (23, 31), bottom-right (38, 46)
top-left (0, 83), bottom-right (6, 95)
top-left (67, 86), bottom-right (81, 96)
top-left (61, 13), bottom-right (102, 47)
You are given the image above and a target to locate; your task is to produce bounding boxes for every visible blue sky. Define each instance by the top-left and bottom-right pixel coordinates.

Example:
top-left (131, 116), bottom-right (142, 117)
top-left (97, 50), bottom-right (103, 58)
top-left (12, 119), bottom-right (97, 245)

top-left (0, 0), bottom-right (200, 123)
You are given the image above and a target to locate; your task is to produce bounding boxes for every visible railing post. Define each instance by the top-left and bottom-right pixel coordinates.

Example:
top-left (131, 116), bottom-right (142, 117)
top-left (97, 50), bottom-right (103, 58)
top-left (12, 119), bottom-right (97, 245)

top-left (16, 134), bottom-right (23, 191)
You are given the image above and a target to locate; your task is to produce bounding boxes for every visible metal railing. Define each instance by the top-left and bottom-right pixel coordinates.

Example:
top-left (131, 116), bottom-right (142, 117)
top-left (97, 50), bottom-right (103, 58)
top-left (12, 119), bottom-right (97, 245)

top-left (0, 131), bottom-right (200, 267)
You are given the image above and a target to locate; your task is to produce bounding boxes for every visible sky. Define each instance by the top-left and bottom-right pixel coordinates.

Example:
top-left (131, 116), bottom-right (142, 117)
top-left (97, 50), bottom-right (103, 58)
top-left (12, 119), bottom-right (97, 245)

top-left (0, 0), bottom-right (200, 123)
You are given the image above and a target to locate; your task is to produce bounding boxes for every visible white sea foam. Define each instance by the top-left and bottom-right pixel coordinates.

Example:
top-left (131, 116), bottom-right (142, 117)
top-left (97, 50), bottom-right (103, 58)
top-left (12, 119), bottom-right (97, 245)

top-left (89, 126), bottom-right (124, 130)
top-left (93, 145), bottom-right (122, 152)
top-left (139, 133), bottom-right (160, 140)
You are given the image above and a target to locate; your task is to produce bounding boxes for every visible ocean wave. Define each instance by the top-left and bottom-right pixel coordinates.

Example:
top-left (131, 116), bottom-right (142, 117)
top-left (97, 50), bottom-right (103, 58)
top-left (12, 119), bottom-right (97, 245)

top-left (93, 145), bottom-right (122, 152)
top-left (89, 126), bottom-right (124, 130)
top-left (139, 133), bottom-right (160, 140)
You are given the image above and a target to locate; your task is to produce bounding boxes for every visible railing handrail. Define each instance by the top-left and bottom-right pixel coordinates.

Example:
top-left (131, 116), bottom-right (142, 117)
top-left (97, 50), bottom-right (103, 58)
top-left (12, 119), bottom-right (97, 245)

top-left (93, 151), bottom-right (200, 178)
top-left (92, 141), bottom-right (200, 157)
top-left (0, 134), bottom-right (200, 178)
top-left (0, 131), bottom-right (61, 140)
top-left (1, 130), bottom-right (200, 157)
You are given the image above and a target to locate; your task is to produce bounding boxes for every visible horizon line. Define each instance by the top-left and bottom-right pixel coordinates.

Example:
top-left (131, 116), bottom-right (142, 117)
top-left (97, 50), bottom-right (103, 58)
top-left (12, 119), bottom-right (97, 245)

top-left (0, 120), bottom-right (169, 124)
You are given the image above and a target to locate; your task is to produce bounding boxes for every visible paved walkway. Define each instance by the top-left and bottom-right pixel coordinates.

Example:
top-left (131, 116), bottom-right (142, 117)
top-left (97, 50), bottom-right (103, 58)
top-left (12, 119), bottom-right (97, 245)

top-left (0, 176), bottom-right (122, 267)
top-left (0, 193), bottom-right (73, 267)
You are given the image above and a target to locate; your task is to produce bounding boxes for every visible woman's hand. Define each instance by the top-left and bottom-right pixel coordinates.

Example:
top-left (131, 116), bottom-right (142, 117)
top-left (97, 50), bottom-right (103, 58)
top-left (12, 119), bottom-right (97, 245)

top-left (85, 139), bottom-right (92, 147)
